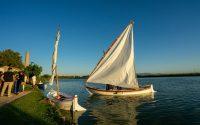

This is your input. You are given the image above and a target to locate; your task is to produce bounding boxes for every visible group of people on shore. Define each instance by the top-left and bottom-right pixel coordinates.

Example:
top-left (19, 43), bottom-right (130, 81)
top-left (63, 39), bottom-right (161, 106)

top-left (0, 67), bottom-right (36, 97)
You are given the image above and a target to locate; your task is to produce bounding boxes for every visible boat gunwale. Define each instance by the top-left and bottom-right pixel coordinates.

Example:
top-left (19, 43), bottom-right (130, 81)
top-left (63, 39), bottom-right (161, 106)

top-left (85, 85), bottom-right (151, 92)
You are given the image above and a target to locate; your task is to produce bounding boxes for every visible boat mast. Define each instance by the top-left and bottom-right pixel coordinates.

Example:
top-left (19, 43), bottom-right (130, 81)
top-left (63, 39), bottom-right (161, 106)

top-left (130, 20), bottom-right (138, 82)
top-left (55, 65), bottom-right (60, 95)
top-left (55, 26), bottom-right (60, 95)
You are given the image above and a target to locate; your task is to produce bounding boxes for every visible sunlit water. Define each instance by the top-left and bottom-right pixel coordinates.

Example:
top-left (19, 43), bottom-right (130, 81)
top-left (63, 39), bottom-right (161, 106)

top-left (58, 76), bottom-right (200, 125)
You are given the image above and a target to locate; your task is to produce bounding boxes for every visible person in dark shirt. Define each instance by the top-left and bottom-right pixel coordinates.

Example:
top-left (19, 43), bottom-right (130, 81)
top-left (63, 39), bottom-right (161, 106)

top-left (0, 72), bottom-right (3, 90)
top-left (15, 72), bottom-right (24, 94)
top-left (14, 74), bottom-right (19, 94)
top-left (1, 67), bottom-right (14, 97)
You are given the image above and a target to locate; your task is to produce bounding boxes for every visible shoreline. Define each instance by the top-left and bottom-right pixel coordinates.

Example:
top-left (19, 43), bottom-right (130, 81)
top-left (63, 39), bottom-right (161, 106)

top-left (55, 73), bottom-right (200, 79)
top-left (137, 73), bottom-right (200, 78)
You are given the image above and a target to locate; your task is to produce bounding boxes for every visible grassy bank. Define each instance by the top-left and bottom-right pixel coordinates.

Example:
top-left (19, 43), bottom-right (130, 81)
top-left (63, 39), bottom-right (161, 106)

top-left (0, 89), bottom-right (61, 125)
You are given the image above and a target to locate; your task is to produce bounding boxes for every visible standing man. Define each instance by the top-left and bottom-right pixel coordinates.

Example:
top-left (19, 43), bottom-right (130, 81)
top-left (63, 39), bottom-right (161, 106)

top-left (1, 67), bottom-right (14, 97)
top-left (22, 75), bottom-right (28, 91)
top-left (0, 71), bottom-right (3, 89)
top-left (32, 74), bottom-right (36, 87)
top-left (15, 72), bottom-right (24, 94)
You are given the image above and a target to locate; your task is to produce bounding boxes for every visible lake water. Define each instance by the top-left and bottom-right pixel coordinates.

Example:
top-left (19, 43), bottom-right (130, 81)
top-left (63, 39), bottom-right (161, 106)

top-left (58, 76), bottom-right (200, 125)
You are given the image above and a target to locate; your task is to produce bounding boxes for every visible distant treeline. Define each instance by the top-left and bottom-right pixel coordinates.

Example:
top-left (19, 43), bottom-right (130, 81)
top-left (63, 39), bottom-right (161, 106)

top-left (58, 75), bottom-right (88, 79)
top-left (40, 74), bottom-right (88, 82)
top-left (137, 73), bottom-right (200, 78)
top-left (41, 73), bottom-right (200, 81)
top-left (60, 73), bottom-right (200, 79)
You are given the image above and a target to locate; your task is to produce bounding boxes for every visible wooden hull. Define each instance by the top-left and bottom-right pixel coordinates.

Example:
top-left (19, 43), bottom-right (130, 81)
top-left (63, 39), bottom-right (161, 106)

top-left (51, 94), bottom-right (86, 111)
top-left (85, 84), bottom-right (154, 96)
top-left (47, 89), bottom-right (86, 111)
top-left (52, 94), bottom-right (73, 111)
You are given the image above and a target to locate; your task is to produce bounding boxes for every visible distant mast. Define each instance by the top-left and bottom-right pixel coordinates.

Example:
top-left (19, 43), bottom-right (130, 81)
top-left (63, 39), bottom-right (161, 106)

top-left (24, 51), bottom-right (30, 67)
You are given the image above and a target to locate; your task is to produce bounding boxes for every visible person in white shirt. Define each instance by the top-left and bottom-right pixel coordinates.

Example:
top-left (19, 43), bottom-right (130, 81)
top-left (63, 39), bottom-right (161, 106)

top-left (32, 75), bottom-right (36, 86)
top-left (22, 75), bottom-right (28, 91)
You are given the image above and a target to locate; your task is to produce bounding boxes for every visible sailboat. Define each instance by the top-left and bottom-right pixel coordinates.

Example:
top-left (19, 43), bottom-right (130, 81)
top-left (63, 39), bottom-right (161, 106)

top-left (47, 27), bottom-right (86, 111)
top-left (85, 21), bottom-right (155, 96)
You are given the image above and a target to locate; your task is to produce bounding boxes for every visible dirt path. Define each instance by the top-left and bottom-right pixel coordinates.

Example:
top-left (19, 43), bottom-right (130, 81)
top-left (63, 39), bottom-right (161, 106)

top-left (0, 91), bottom-right (32, 107)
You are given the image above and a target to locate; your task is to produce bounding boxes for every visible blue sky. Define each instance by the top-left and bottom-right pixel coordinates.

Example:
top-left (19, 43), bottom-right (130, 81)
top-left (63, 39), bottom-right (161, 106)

top-left (0, 0), bottom-right (200, 75)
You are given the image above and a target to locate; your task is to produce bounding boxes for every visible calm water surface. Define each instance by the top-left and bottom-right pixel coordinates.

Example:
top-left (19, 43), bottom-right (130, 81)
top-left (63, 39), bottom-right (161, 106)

top-left (58, 77), bottom-right (200, 125)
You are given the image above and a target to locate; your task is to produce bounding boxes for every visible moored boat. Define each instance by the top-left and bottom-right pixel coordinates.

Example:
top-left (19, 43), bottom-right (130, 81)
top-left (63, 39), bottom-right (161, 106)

top-left (85, 21), bottom-right (155, 96)
top-left (86, 85), bottom-right (154, 96)
top-left (47, 27), bottom-right (86, 111)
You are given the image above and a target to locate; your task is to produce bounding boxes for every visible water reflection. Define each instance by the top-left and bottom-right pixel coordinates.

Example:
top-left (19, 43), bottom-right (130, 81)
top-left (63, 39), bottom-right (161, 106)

top-left (60, 110), bottom-right (85, 125)
top-left (61, 93), bottom-right (154, 125)
top-left (59, 77), bottom-right (200, 125)
top-left (83, 93), bottom-right (154, 125)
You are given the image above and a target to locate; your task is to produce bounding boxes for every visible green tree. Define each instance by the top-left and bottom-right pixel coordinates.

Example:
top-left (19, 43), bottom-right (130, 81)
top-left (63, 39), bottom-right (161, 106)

top-left (38, 74), bottom-right (51, 83)
top-left (0, 49), bottom-right (24, 68)
top-left (24, 62), bottom-right (42, 77)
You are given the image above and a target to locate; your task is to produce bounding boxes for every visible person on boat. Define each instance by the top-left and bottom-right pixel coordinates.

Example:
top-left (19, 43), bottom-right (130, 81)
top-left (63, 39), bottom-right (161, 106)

top-left (1, 67), bottom-right (14, 97)
top-left (116, 86), bottom-right (122, 90)
top-left (106, 84), bottom-right (114, 90)
top-left (106, 84), bottom-right (109, 90)
top-left (106, 84), bottom-right (122, 90)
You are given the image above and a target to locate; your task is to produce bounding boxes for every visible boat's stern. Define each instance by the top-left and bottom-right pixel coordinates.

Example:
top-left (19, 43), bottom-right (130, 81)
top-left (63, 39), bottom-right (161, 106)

top-left (150, 84), bottom-right (155, 93)
top-left (72, 95), bottom-right (87, 112)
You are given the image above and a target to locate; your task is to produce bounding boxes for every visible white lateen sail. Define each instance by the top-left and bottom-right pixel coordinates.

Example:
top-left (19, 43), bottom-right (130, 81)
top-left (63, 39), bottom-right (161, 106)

top-left (87, 22), bottom-right (138, 89)
top-left (49, 28), bottom-right (61, 85)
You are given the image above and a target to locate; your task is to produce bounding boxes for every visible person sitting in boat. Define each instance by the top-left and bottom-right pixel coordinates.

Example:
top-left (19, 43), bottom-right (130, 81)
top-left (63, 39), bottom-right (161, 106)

top-left (106, 84), bottom-right (109, 90)
top-left (106, 84), bottom-right (114, 90)
top-left (116, 86), bottom-right (122, 90)
top-left (106, 84), bottom-right (122, 90)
